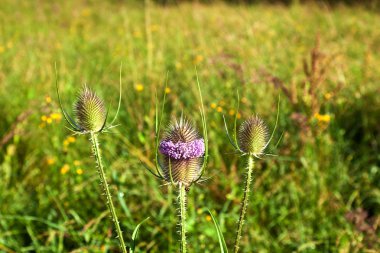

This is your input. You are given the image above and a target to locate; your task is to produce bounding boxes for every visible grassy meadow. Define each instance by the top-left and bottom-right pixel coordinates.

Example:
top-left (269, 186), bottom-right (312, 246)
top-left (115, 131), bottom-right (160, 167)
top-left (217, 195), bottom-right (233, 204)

top-left (0, 0), bottom-right (379, 252)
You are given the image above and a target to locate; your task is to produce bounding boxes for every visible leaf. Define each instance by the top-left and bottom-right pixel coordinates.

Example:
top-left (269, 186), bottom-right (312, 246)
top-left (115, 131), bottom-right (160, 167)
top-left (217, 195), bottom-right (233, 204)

top-left (117, 192), bottom-right (132, 219)
top-left (130, 217), bottom-right (150, 253)
top-left (207, 209), bottom-right (228, 253)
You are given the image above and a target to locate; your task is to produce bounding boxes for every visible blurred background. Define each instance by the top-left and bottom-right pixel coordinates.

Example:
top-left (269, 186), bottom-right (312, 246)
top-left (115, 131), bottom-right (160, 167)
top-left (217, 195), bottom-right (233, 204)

top-left (0, 0), bottom-right (379, 252)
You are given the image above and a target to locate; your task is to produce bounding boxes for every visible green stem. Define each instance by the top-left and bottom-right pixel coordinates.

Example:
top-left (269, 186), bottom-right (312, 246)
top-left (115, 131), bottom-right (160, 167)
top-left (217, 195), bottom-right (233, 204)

top-left (90, 132), bottom-right (127, 253)
top-left (234, 155), bottom-right (254, 253)
top-left (168, 185), bottom-right (173, 253)
top-left (179, 183), bottom-right (187, 253)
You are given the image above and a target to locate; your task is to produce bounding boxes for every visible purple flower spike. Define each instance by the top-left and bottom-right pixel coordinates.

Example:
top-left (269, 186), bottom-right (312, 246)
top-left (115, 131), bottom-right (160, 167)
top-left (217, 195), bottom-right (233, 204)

top-left (159, 138), bottom-right (205, 160)
top-left (159, 118), bottom-right (205, 186)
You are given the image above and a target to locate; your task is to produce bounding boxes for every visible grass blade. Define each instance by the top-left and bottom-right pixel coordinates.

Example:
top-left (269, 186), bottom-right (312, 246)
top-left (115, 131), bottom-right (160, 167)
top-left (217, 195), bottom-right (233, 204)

top-left (207, 209), bottom-right (228, 253)
top-left (130, 217), bottom-right (150, 253)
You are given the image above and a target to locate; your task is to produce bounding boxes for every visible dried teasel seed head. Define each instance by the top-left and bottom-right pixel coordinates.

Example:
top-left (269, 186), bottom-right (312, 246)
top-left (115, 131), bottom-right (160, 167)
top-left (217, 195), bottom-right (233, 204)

top-left (238, 115), bottom-right (269, 156)
top-left (159, 118), bottom-right (205, 187)
top-left (74, 86), bottom-right (106, 133)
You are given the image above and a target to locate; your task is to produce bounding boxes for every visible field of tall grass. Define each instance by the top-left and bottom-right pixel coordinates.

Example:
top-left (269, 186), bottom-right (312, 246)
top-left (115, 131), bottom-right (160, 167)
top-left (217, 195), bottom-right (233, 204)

top-left (0, 0), bottom-right (379, 252)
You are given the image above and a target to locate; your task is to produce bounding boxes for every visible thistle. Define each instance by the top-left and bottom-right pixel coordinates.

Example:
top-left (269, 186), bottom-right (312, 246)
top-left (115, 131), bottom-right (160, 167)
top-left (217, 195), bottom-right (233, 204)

top-left (159, 118), bottom-right (205, 187)
top-left (74, 86), bottom-right (107, 133)
top-left (56, 66), bottom-right (127, 253)
top-left (143, 76), bottom-right (208, 253)
top-left (224, 95), bottom-right (279, 253)
top-left (238, 116), bottom-right (269, 157)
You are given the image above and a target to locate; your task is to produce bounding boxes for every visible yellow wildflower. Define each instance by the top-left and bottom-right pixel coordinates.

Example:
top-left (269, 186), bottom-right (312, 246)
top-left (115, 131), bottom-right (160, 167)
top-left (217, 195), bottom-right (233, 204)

top-left (60, 164), bottom-right (70, 174)
top-left (50, 112), bottom-right (62, 121)
top-left (237, 113), bottom-right (242, 119)
top-left (0, 46), bottom-right (4, 54)
top-left (210, 103), bottom-right (217, 109)
top-left (41, 115), bottom-right (48, 122)
top-left (165, 87), bottom-right (171, 94)
top-left (133, 30), bottom-right (142, 38)
top-left (6, 144), bottom-right (16, 156)
top-left (324, 92), bottom-right (332, 100)
top-left (45, 95), bottom-right (52, 104)
top-left (217, 106), bottom-right (223, 113)
top-left (314, 113), bottom-right (331, 124)
top-left (46, 117), bottom-right (53, 124)
top-left (206, 215), bottom-right (212, 222)
top-left (67, 136), bottom-right (76, 143)
top-left (64, 136), bottom-right (76, 148)
top-left (150, 24), bottom-right (159, 32)
top-left (46, 157), bottom-right (56, 165)
top-left (193, 55), bottom-right (204, 64)
top-left (73, 160), bottom-right (81, 166)
top-left (135, 83), bottom-right (144, 92)
top-left (175, 62), bottom-right (182, 70)
top-left (241, 97), bottom-right (248, 104)
top-left (229, 109), bottom-right (235, 116)
top-left (76, 168), bottom-right (83, 175)
top-left (81, 8), bottom-right (92, 17)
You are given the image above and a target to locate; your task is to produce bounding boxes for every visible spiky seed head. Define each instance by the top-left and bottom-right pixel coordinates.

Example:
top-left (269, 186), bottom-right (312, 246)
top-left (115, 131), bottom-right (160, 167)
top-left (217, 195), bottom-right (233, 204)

top-left (159, 118), bottom-right (205, 187)
top-left (74, 86), bottom-right (106, 133)
top-left (238, 115), bottom-right (269, 155)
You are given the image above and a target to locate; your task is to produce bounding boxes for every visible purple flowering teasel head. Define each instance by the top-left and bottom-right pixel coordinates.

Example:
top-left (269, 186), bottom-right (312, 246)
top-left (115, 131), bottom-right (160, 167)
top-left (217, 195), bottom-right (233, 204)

top-left (159, 117), bottom-right (205, 187)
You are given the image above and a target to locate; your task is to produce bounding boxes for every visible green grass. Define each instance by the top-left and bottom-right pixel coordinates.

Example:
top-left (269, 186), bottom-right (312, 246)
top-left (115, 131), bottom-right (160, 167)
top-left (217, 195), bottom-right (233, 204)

top-left (0, 1), bottom-right (379, 252)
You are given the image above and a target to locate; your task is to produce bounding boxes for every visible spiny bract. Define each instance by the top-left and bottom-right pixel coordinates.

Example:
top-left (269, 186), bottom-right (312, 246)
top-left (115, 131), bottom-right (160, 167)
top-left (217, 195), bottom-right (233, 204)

top-left (74, 86), bottom-right (106, 133)
top-left (159, 118), bottom-right (205, 187)
top-left (238, 115), bottom-right (268, 156)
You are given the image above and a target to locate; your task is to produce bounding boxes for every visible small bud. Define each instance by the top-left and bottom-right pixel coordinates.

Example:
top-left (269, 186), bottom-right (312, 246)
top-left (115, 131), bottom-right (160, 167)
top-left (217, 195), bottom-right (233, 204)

top-left (238, 116), bottom-right (268, 155)
top-left (74, 86), bottom-right (106, 133)
top-left (159, 118), bottom-right (205, 187)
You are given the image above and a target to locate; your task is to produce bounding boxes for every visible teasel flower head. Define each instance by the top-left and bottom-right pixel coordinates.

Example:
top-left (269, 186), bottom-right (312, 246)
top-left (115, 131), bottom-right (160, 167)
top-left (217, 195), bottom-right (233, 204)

top-left (56, 66), bottom-right (127, 251)
top-left (143, 78), bottom-right (208, 191)
top-left (159, 118), bottom-right (205, 187)
top-left (238, 116), bottom-right (269, 156)
top-left (74, 86), bottom-right (107, 133)
top-left (56, 66), bottom-right (122, 135)
top-left (223, 96), bottom-right (279, 253)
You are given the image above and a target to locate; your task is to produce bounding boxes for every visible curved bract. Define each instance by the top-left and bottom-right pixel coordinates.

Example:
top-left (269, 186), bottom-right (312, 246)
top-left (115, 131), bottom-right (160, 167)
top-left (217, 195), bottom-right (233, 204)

top-left (55, 62), bottom-right (123, 134)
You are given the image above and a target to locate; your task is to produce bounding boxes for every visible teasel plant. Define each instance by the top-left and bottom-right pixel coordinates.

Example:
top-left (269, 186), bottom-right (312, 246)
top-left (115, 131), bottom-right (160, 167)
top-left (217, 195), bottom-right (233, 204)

top-left (223, 93), bottom-right (280, 253)
top-left (55, 64), bottom-right (129, 252)
top-left (141, 74), bottom-right (209, 253)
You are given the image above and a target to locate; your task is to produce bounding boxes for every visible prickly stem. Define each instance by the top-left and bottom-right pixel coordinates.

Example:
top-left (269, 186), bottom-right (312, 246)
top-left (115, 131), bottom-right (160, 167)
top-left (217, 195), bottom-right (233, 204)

top-left (90, 132), bottom-right (127, 253)
top-left (234, 155), bottom-right (254, 253)
top-left (178, 183), bottom-right (187, 253)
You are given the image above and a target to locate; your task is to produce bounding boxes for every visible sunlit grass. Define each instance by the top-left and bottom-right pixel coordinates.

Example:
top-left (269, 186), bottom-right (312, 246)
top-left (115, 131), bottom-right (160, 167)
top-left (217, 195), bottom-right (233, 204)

top-left (0, 0), bottom-right (379, 252)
